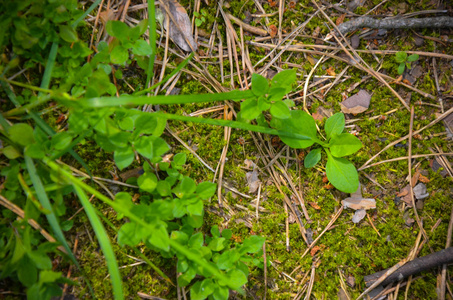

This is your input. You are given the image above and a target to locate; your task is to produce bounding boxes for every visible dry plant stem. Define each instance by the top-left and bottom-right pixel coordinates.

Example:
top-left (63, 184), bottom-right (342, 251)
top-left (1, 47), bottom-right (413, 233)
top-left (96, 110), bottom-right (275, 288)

top-left (359, 106), bottom-right (453, 170)
top-left (408, 106), bottom-right (428, 241)
top-left (366, 213), bottom-right (381, 237)
top-left (358, 257), bottom-right (409, 300)
top-left (371, 276), bottom-right (423, 300)
top-left (299, 206), bottom-right (344, 260)
top-left (227, 13), bottom-right (267, 36)
top-left (440, 206), bottom-right (453, 300)
top-left (359, 153), bottom-right (453, 170)
top-left (338, 268), bottom-right (352, 300)
top-left (61, 234), bottom-right (79, 299)
top-left (256, 183), bottom-right (262, 220)
top-left (312, 0), bottom-right (410, 111)
top-left (0, 194), bottom-right (67, 254)
top-left (336, 16), bottom-right (453, 36)
top-left (215, 109), bottom-right (232, 207)
top-left (304, 259), bottom-right (317, 300)
top-left (303, 55), bottom-right (325, 113)
top-left (284, 202), bottom-right (290, 252)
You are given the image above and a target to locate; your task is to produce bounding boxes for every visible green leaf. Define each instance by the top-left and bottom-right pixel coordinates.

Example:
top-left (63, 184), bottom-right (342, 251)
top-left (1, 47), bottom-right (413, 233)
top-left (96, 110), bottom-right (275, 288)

top-left (241, 235), bottom-right (265, 253)
top-left (156, 180), bottom-right (172, 196)
top-left (114, 192), bottom-right (134, 220)
top-left (216, 249), bottom-right (239, 270)
top-left (212, 286), bottom-right (229, 300)
top-left (251, 73), bottom-right (269, 96)
top-left (329, 133), bottom-right (362, 157)
top-left (221, 229), bottom-right (232, 240)
top-left (211, 225), bottom-right (220, 238)
top-left (181, 176), bottom-right (196, 196)
top-left (187, 200), bottom-right (203, 216)
top-left (4, 145), bottom-right (22, 159)
top-left (398, 62), bottom-right (405, 75)
top-left (271, 69), bottom-right (296, 93)
top-left (268, 87), bottom-right (287, 102)
top-left (178, 266), bottom-right (196, 286)
top-left (9, 123), bottom-right (35, 146)
top-left (110, 45), bottom-right (128, 64)
top-left (270, 101), bottom-right (291, 119)
top-left (274, 110), bottom-right (316, 148)
top-left (135, 114), bottom-right (166, 137)
top-left (114, 147), bottom-right (134, 170)
top-left (226, 269), bottom-right (247, 290)
top-left (106, 20), bottom-right (130, 42)
top-left (138, 172), bottom-right (158, 193)
top-left (191, 279), bottom-right (215, 300)
top-left (51, 132), bottom-right (73, 150)
top-left (173, 152), bottom-right (187, 167)
top-left (325, 113), bottom-right (345, 139)
top-left (395, 51), bottom-right (407, 63)
top-left (152, 137), bottom-right (170, 160)
top-left (129, 19), bottom-right (148, 40)
top-left (325, 153), bottom-right (359, 193)
top-left (196, 182), bottom-right (216, 200)
top-left (304, 148), bottom-right (321, 168)
top-left (132, 39), bottom-right (153, 56)
top-left (59, 25), bottom-right (78, 42)
top-left (208, 237), bottom-right (226, 252)
top-left (134, 135), bottom-right (153, 159)
top-left (188, 232), bottom-right (204, 249)
top-left (118, 222), bottom-right (142, 246)
top-left (240, 98), bottom-right (260, 120)
top-left (28, 250), bottom-right (52, 269)
top-left (257, 96), bottom-right (271, 111)
top-left (407, 54), bottom-right (419, 62)
top-left (149, 224), bottom-right (169, 251)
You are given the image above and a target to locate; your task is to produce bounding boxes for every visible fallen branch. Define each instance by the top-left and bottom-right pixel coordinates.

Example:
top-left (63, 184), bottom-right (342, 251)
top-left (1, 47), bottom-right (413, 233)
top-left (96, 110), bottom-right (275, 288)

top-left (364, 247), bottom-right (453, 288)
top-left (336, 16), bottom-right (453, 36)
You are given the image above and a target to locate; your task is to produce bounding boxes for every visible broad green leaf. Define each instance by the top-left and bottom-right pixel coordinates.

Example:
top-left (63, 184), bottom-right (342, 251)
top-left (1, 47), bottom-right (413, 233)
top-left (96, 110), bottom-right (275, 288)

top-left (241, 235), bottom-right (265, 254)
top-left (110, 45), bottom-right (128, 64)
top-left (138, 172), bottom-right (158, 193)
top-left (114, 147), bottom-right (134, 170)
top-left (211, 225), bottom-right (220, 238)
top-left (106, 20), bottom-right (130, 42)
top-left (240, 98), bottom-right (260, 120)
top-left (18, 258), bottom-right (37, 287)
top-left (135, 114), bottom-right (166, 137)
top-left (9, 123), bottom-right (35, 146)
top-left (212, 286), bottom-right (229, 300)
top-left (152, 137), bottom-right (170, 160)
top-left (118, 222), bottom-right (142, 246)
top-left (221, 229), bottom-right (232, 240)
top-left (274, 110), bottom-right (316, 149)
top-left (51, 132), bottom-right (73, 150)
top-left (216, 249), bottom-right (239, 270)
top-left (257, 96), bottom-right (271, 111)
top-left (181, 176), bottom-right (196, 195)
top-left (329, 133), bottom-right (362, 157)
top-left (268, 87), bottom-right (287, 102)
top-left (196, 181), bottom-right (216, 200)
top-left (326, 153), bottom-right (359, 193)
top-left (191, 279), bottom-right (215, 300)
top-left (3, 145), bottom-right (21, 159)
top-left (173, 152), bottom-right (186, 167)
top-left (178, 266), bottom-right (196, 286)
top-left (226, 269), bottom-right (247, 290)
top-left (187, 200), bottom-right (203, 216)
top-left (407, 54), bottom-right (419, 62)
top-left (304, 148), bottom-right (321, 168)
top-left (129, 19), bottom-right (148, 40)
top-left (188, 232), bottom-right (203, 249)
top-left (398, 62), bottom-right (405, 75)
top-left (177, 258), bottom-right (189, 273)
top-left (59, 25), bottom-right (78, 42)
top-left (395, 51), bottom-right (407, 63)
top-left (208, 237), bottom-right (225, 252)
top-left (251, 73), bottom-right (269, 96)
top-left (114, 192), bottom-right (134, 219)
top-left (132, 39), bottom-right (153, 56)
top-left (149, 224), bottom-right (169, 251)
top-left (325, 113), bottom-right (345, 139)
top-left (28, 250), bottom-right (52, 269)
top-left (134, 135), bottom-right (153, 159)
top-left (270, 101), bottom-right (291, 119)
top-left (271, 69), bottom-right (296, 93)
top-left (283, 99), bottom-right (295, 108)
top-left (156, 180), bottom-right (172, 196)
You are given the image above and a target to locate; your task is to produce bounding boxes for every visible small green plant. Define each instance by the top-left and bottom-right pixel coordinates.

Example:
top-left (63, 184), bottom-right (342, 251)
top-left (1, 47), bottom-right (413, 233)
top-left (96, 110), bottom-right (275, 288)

top-left (194, 9), bottom-right (208, 27)
top-left (395, 51), bottom-right (419, 75)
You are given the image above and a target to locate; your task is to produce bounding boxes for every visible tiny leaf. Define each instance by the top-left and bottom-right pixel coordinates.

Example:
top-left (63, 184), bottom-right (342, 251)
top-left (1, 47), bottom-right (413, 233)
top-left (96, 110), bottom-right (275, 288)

top-left (251, 73), bottom-right (269, 96)
top-left (304, 148), bottom-right (321, 168)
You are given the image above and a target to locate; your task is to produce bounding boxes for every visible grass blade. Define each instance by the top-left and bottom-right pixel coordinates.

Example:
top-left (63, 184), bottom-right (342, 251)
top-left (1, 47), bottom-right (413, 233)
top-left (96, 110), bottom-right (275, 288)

top-left (72, 184), bottom-right (124, 300)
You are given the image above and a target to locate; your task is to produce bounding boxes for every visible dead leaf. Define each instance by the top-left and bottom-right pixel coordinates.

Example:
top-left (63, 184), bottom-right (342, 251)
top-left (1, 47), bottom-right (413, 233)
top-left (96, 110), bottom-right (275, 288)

top-left (243, 159), bottom-right (256, 169)
top-left (410, 169), bottom-right (421, 187)
top-left (336, 14), bottom-right (346, 26)
top-left (312, 112), bottom-right (324, 121)
top-left (352, 209), bottom-right (366, 223)
top-left (246, 169), bottom-right (261, 194)
top-left (340, 90), bottom-right (371, 114)
top-left (413, 183), bottom-right (429, 200)
top-left (309, 202), bottom-right (321, 210)
top-left (342, 198), bottom-right (376, 210)
top-left (312, 26), bottom-right (321, 38)
top-left (162, 0), bottom-right (197, 52)
top-left (324, 183), bottom-right (334, 190)
top-left (326, 66), bottom-right (336, 76)
top-left (269, 24), bottom-right (277, 38)
top-left (310, 245), bottom-right (321, 256)
top-left (419, 174), bottom-right (430, 183)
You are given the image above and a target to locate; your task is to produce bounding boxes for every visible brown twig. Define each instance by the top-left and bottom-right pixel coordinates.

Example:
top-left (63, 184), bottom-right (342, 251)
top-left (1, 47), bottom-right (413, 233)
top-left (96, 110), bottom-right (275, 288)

top-left (440, 205), bottom-right (453, 300)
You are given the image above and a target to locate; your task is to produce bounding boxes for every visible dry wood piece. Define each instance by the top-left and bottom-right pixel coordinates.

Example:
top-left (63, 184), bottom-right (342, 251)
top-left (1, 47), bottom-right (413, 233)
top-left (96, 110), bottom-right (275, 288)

top-left (364, 247), bottom-right (453, 288)
top-left (336, 16), bottom-right (453, 36)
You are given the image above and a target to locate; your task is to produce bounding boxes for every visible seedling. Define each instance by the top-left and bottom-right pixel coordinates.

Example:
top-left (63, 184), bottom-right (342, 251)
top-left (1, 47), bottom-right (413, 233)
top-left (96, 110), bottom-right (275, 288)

top-left (395, 51), bottom-right (419, 75)
top-left (194, 9), bottom-right (208, 27)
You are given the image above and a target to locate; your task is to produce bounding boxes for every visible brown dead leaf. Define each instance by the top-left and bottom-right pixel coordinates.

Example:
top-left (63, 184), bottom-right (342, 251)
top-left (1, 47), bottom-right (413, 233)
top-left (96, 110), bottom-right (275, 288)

top-left (324, 183), bottom-right (335, 190)
top-left (306, 54), bottom-right (315, 66)
top-left (312, 26), bottom-right (321, 38)
top-left (310, 245), bottom-right (321, 256)
top-left (162, 0), bottom-right (197, 52)
top-left (340, 90), bottom-right (371, 114)
top-left (419, 174), bottom-right (430, 183)
top-left (410, 169), bottom-right (421, 187)
top-left (326, 66), bottom-right (336, 76)
top-left (336, 14), bottom-right (346, 26)
top-left (309, 202), bottom-right (321, 210)
top-left (100, 8), bottom-right (116, 25)
top-left (312, 112), bottom-right (324, 121)
top-left (269, 24), bottom-right (277, 38)
top-left (322, 176), bottom-right (329, 183)
top-left (402, 79), bottom-right (412, 86)
top-left (246, 169), bottom-right (261, 194)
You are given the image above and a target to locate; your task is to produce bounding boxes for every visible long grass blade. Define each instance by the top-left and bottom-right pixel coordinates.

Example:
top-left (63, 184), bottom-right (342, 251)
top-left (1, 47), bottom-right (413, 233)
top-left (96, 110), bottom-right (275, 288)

top-left (72, 0), bottom-right (103, 28)
top-left (146, 0), bottom-right (157, 89)
top-left (72, 184), bottom-right (124, 300)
